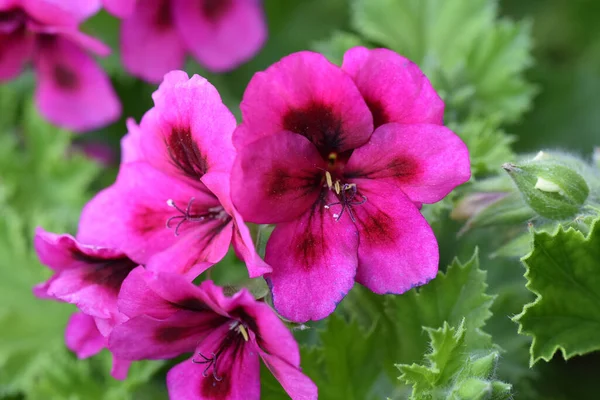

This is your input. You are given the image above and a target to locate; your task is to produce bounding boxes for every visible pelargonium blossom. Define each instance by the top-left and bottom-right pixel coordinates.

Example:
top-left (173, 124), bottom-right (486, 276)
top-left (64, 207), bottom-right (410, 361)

top-left (116, 0), bottom-right (267, 82)
top-left (231, 47), bottom-right (471, 322)
top-left (109, 268), bottom-right (317, 399)
top-left (78, 71), bottom-right (270, 280)
top-left (33, 227), bottom-right (135, 378)
top-left (0, 0), bottom-right (121, 131)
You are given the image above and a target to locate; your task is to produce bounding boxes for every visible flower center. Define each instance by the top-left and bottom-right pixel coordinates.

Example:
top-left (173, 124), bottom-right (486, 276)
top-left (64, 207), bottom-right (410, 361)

top-left (192, 321), bottom-right (249, 381)
top-left (165, 198), bottom-right (228, 236)
top-left (322, 170), bottom-right (367, 222)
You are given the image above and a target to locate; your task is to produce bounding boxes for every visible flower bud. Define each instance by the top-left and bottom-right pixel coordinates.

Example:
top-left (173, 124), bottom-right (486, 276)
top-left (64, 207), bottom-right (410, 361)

top-left (502, 160), bottom-right (590, 220)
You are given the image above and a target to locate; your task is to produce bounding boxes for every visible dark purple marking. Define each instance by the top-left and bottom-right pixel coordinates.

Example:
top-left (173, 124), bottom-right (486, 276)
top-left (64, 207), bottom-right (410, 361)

top-left (154, 0), bottom-right (173, 30)
top-left (177, 296), bottom-right (209, 311)
top-left (363, 96), bottom-right (389, 129)
top-left (53, 64), bottom-right (78, 90)
top-left (357, 210), bottom-right (396, 247)
top-left (154, 325), bottom-right (200, 343)
top-left (282, 102), bottom-right (344, 157)
top-left (292, 198), bottom-right (328, 270)
top-left (201, 0), bottom-right (232, 20)
top-left (134, 206), bottom-right (168, 236)
top-left (166, 126), bottom-right (208, 180)
top-left (267, 168), bottom-right (321, 201)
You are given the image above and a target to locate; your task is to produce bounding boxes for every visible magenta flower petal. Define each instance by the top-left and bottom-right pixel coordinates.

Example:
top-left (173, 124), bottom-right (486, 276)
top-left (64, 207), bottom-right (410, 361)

top-left (0, 16), bottom-right (32, 80)
top-left (110, 273), bottom-right (315, 399)
top-left (121, 0), bottom-right (186, 83)
top-left (102, 0), bottom-right (136, 18)
top-left (168, 326), bottom-right (261, 400)
top-left (109, 310), bottom-right (226, 360)
top-left (33, 35), bottom-right (120, 132)
top-left (345, 123), bottom-right (471, 204)
top-left (65, 312), bottom-right (105, 359)
top-left (264, 196), bottom-right (359, 322)
top-left (117, 266), bottom-right (178, 319)
top-left (202, 171), bottom-right (272, 278)
top-left (342, 47), bottom-right (445, 127)
top-left (231, 131), bottom-right (325, 224)
top-left (33, 228), bottom-right (137, 319)
top-left (234, 51), bottom-right (373, 151)
top-left (21, 0), bottom-right (101, 26)
top-left (121, 118), bottom-right (143, 163)
top-left (349, 180), bottom-right (439, 294)
top-left (141, 70), bottom-right (237, 179)
top-left (172, 0), bottom-right (267, 72)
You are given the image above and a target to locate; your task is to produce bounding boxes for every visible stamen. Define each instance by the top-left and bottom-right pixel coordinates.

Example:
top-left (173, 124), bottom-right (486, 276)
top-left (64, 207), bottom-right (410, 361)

top-left (325, 183), bottom-right (368, 222)
top-left (165, 198), bottom-right (227, 236)
top-left (237, 325), bottom-right (249, 342)
top-left (325, 171), bottom-right (333, 189)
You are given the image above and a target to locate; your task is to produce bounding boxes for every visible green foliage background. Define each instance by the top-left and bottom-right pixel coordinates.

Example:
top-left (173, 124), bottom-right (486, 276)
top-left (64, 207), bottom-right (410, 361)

top-left (1, 0), bottom-right (599, 399)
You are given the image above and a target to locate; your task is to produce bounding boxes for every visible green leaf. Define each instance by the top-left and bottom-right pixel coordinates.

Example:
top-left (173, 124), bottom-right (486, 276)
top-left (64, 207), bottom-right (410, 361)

top-left (298, 315), bottom-right (381, 400)
top-left (397, 321), bottom-right (512, 400)
top-left (0, 101), bottom-right (101, 394)
top-left (313, 31), bottom-right (367, 65)
top-left (514, 218), bottom-right (600, 365)
top-left (384, 251), bottom-right (495, 372)
top-left (448, 117), bottom-right (516, 176)
top-left (350, 0), bottom-right (535, 124)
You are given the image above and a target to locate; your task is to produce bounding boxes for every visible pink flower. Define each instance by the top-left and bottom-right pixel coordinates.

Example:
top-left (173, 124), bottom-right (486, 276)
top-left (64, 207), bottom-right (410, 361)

top-left (78, 71), bottom-right (270, 280)
top-left (0, 0), bottom-right (121, 132)
top-left (33, 227), bottom-right (136, 378)
top-left (101, 0), bottom-right (137, 18)
top-left (109, 268), bottom-right (317, 400)
top-left (231, 48), bottom-right (471, 322)
top-left (118, 0), bottom-right (267, 82)
top-left (65, 312), bottom-right (131, 379)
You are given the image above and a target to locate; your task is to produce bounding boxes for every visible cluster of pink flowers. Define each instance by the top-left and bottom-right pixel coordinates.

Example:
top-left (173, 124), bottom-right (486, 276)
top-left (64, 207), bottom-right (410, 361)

top-left (34, 47), bottom-right (470, 399)
top-left (0, 0), bottom-right (266, 131)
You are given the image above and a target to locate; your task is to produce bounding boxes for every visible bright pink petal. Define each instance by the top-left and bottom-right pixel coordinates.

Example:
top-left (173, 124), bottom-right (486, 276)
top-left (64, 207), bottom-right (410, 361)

top-left (264, 193), bottom-right (359, 322)
top-left (234, 51), bottom-right (373, 153)
top-left (33, 228), bottom-right (137, 319)
top-left (111, 358), bottom-right (132, 380)
top-left (109, 310), bottom-right (227, 360)
top-left (231, 131), bottom-right (325, 224)
top-left (345, 123), bottom-right (471, 204)
top-left (349, 179), bottom-right (438, 294)
top-left (120, 0), bottom-right (186, 83)
top-left (103, 0), bottom-right (136, 18)
top-left (141, 70), bottom-right (237, 180)
top-left (0, 24), bottom-right (32, 80)
top-left (167, 325), bottom-right (261, 400)
top-left (78, 162), bottom-right (222, 266)
top-left (200, 171), bottom-right (272, 278)
top-left (33, 36), bottom-right (120, 132)
top-left (65, 312), bottom-right (105, 359)
top-left (342, 47), bottom-right (444, 127)
top-left (145, 224), bottom-right (231, 279)
top-left (121, 118), bottom-right (143, 163)
top-left (172, 0), bottom-right (266, 72)
top-left (260, 352), bottom-right (318, 400)
top-left (117, 266), bottom-right (179, 319)
top-left (21, 0), bottom-right (101, 26)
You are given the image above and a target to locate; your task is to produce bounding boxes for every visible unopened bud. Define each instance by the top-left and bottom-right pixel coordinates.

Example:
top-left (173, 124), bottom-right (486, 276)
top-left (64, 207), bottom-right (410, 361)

top-left (502, 160), bottom-right (589, 220)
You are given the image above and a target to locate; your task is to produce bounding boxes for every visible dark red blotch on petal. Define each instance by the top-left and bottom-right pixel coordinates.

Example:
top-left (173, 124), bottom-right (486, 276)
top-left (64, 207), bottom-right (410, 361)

top-left (201, 0), bottom-right (232, 20)
top-left (154, 0), bottom-right (173, 30)
top-left (133, 206), bottom-right (169, 236)
top-left (177, 297), bottom-right (210, 311)
top-left (199, 332), bottom-right (246, 399)
top-left (363, 96), bottom-right (389, 129)
top-left (283, 102), bottom-right (344, 157)
top-left (267, 168), bottom-right (322, 202)
top-left (355, 210), bottom-right (397, 247)
top-left (154, 325), bottom-right (202, 343)
top-left (201, 375), bottom-right (232, 399)
top-left (70, 249), bottom-right (137, 295)
top-left (166, 126), bottom-right (208, 180)
top-left (53, 64), bottom-right (79, 90)
top-left (291, 200), bottom-right (328, 271)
